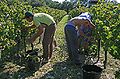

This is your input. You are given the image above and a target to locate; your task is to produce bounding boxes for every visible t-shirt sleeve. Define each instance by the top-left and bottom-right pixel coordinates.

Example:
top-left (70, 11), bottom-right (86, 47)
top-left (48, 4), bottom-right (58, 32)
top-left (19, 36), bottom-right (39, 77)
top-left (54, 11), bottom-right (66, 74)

top-left (33, 17), bottom-right (41, 27)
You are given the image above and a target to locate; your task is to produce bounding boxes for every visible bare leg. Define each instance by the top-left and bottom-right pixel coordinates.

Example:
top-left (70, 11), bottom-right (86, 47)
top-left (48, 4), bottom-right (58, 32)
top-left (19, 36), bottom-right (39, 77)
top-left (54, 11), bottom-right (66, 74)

top-left (42, 23), bottom-right (56, 64)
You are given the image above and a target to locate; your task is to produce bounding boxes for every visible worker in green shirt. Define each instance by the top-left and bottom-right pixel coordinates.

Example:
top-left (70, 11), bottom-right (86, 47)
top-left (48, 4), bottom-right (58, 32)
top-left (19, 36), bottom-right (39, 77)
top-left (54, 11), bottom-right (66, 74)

top-left (24, 11), bottom-right (56, 65)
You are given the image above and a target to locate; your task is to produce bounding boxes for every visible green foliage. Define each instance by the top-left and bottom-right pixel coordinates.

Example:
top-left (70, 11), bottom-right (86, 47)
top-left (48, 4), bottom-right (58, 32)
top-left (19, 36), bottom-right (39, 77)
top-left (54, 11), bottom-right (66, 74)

top-left (89, 3), bottom-right (120, 59)
top-left (60, 1), bottom-right (74, 13)
top-left (69, 3), bottom-right (120, 59)
top-left (0, 0), bottom-right (67, 60)
top-left (68, 5), bottom-right (89, 17)
top-left (115, 70), bottom-right (120, 79)
top-left (45, 0), bottom-right (75, 13)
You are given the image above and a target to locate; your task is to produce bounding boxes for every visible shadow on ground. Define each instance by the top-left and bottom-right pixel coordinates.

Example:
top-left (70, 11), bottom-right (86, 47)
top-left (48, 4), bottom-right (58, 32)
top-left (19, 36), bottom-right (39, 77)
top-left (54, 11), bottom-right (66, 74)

top-left (40, 59), bottom-right (83, 79)
top-left (115, 69), bottom-right (120, 79)
top-left (0, 59), bottom-right (42, 79)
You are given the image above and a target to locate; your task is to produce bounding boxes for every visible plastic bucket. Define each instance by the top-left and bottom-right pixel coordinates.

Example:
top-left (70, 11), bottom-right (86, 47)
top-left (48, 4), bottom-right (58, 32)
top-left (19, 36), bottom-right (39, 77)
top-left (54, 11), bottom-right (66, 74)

top-left (82, 65), bottom-right (102, 79)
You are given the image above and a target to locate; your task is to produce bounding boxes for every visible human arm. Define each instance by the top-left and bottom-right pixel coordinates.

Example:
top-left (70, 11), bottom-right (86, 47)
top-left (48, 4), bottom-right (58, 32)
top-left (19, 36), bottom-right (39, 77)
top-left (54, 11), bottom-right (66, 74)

top-left (78, 25), bottom-right (93, 40)
top-left (25, 24), bottom-right (36, 30)
top-left (27, 24), bottom-right (45, 43)
top-left (22, 24), bottom-right (36, 33)
top-left (28, 24), bottom-right (36, 29)
top-left (88, 20), bottom-right (95, 29)
top-left (77, 26), bottom-right (86, 38)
